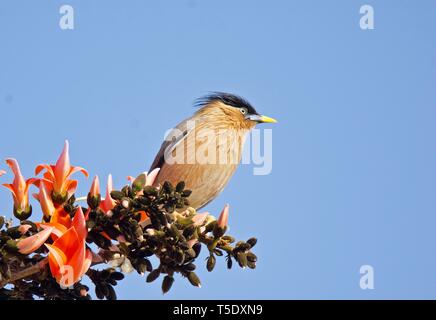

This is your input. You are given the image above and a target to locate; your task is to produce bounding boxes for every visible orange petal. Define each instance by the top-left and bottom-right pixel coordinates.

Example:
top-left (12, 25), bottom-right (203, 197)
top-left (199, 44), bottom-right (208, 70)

top-left (5, 158), bottom-right (22, 180)
top-left (2, 183), bottom-right (17, 198)
top-left (17, 227), bottom-right (54, 255)
top-left (54, 140), bottom-right (71, 188)
top-left (38, 179), bottom-right (56, 217)
top-left (100, 174), bottom-right (116, 213)
top-left (50, 208), bottom-right (72, 228)
top-left (192, 212), bottom-right (210, 226)
top-left (72, 207), bottom-right (87, 240)
top-left (53, 227), bottom-right (80, 259)
top-left (40, 222), bottom-right (68, 240)
top-left (81, 249), bottom-right (92, 276)
top-left (69, 166), bottom-right (89, 179)
top-left (90, 175), bottom-right (100, 196)
top-left (18, 224), bottom-right (32, 235)
top-left (137, 211), bottom-right (149, 223)
top-left (100, 231), bottom-right (112, 241)
top-left (217, 204), bottom-right (229, 229)
top-left (45, 243), bottom-right (67, 278)
top-left (35, 164), bottom-right (55, 181)
top-left (66, 179), bottom-right (78, 197)
top-left (68, 241), bottom-right (86, 282)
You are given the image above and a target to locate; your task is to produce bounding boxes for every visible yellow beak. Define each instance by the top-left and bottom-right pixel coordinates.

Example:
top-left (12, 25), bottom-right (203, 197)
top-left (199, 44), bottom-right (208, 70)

top-left (258, 115), bottom-right (278, 123)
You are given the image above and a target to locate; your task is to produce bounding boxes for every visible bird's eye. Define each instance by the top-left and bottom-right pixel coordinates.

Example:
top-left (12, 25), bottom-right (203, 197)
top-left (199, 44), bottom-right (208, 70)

top-left (240, 108), bottom-right (248, 115)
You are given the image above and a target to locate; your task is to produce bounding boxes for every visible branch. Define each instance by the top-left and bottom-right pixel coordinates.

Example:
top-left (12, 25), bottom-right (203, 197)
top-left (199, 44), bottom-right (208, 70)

top-left (0, 259), bottom-right (47, 288)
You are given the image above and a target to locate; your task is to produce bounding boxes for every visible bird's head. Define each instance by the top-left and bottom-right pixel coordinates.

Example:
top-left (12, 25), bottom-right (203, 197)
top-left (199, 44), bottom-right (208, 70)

top-left (194, 92), bottom-right (277, 130)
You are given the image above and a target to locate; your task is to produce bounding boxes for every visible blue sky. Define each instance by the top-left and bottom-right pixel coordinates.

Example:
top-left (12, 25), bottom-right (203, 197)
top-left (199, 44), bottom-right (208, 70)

top-left (1, 0), bottom-right (436, 299)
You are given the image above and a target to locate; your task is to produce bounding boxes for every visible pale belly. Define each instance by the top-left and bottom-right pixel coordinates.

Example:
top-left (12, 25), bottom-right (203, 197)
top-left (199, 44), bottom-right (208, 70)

top-left (153, 163), bottom-right (238, 209)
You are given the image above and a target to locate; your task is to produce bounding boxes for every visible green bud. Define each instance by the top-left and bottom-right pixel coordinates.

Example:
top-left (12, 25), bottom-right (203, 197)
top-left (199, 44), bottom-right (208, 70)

top-left (143, 186), bottom-right (158, 197)
top-left (162, 275), bottom-right (175, 294)
top-left (110, 191), bottom-right (125, 201)
top-left (13, 205), bottom-right (32, 221)
top-left (247, 261), bottom-right (256, 269)
top-left (52, 191), bottom-right (68, 205)
top-left (5, 239), bottom-right (18, 253)
top-left (87, 193), bottom-right (101, 209)
top-left (213, 225), bottom-right (226, 239)
top-left (132, 174), bottom-right (146, 192)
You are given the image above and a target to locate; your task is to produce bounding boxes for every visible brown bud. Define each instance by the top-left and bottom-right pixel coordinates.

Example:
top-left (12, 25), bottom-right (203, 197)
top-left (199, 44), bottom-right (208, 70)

top-left (162, 275), bottom-right (175, 294)
top-left (187, 272), bottom-right (201, 288)
top-left (207, 255), bottom-right (216, 272)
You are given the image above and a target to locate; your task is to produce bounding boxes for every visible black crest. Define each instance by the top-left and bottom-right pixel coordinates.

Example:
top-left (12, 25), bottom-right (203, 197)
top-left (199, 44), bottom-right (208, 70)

top-left (195, 92), bottom-right (258, 115)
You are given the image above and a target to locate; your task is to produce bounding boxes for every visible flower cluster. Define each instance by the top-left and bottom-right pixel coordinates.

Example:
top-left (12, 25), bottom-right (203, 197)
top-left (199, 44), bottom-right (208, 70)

top-left (0, 141), bottom-right (258, 300)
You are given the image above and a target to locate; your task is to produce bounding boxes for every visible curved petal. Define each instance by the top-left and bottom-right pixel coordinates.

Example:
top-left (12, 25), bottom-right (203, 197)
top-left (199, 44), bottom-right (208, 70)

top-left (45, 243), bottom-right (67, 277)
top-left (53, 227), bottom-right (80, 258)
top-left (72, 207), bottom-right (87, 240)
top-left (5, 158), bottom-right (22, 179)
top-left (90, 176), bottom-right (100, 197)
top-left (38, 180), bottom-right (56, 217)
top-left (54, 140), bottom-right (71, 187)
top-left (0, 170), bottom-right (6, 177)
top-left (68, 166), bottom-right (89, 179)
top-left (17, 227), bottom-right (54, 255)
top-left (50, 209), bottom-right (72, 229)
top-left (39, 222), bottom-right (68, 240)
top-left (18, 224), bottom-right (32, 235)
top-left (66, 179), bottom-right (78, 197)
top-left (81, 249), bottom-right (93, 276)
top-left (35, 164), bottom-right (55, 181)
top-left (192, 212), bottom-right (210, 226)
top-left (100, 174), bottom-right (116, 213)
top-left (2, 183), bottom-right (17, 198)
top-left (217, 204), bottom-right (229, 229)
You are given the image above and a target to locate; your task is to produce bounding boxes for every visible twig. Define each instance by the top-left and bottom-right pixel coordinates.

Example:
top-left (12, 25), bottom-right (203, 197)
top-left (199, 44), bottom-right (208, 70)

top-left (0, 259), bottom-right (48, 288)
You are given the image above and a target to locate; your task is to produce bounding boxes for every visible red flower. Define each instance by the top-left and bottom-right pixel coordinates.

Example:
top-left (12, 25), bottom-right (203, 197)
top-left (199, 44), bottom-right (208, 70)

top-left (217, 204), bottom-right (229, 229)
top-left (100, 174), bottom-right (116, 214)
top-left (35, 141), bottom-right (88, 200)
top-left (2, 159), bottom-right (37, 217)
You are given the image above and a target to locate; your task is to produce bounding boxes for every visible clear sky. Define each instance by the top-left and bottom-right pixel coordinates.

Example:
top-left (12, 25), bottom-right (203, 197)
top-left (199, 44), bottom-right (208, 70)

top-left (1, 0), bottom-right (436, 299)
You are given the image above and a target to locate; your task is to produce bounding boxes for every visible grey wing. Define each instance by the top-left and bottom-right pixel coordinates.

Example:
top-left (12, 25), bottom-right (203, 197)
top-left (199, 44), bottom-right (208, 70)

top-left (149, 119), bottom-right (192, 172)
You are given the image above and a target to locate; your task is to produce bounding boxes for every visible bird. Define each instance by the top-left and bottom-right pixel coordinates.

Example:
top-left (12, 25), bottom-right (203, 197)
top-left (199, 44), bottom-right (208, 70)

top-left (149, 92), bottom-right (277, 209)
